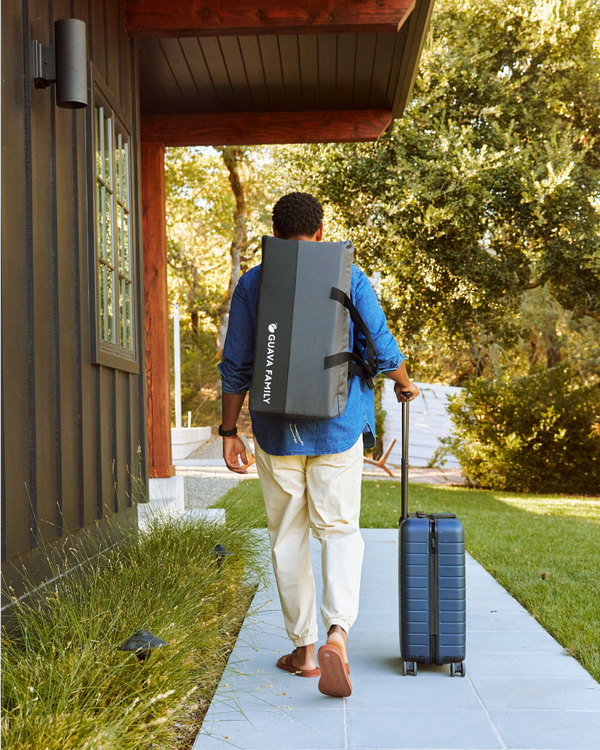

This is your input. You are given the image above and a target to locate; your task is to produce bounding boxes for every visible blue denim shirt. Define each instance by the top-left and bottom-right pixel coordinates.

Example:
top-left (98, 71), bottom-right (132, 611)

top-left (219, 264), bottom-right (405, 456)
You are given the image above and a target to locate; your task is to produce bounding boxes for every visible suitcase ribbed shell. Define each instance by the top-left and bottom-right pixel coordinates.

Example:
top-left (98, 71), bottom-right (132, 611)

top-left (399, 515), bottom-right (466, 666)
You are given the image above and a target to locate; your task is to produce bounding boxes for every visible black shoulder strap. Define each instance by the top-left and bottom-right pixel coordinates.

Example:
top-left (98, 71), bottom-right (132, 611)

top-left (324, 287), bottom-right (379, 389)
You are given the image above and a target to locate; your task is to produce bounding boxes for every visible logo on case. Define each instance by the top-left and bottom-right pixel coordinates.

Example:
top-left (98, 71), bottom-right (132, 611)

top-left (263, 323), bottom-right (278, 404)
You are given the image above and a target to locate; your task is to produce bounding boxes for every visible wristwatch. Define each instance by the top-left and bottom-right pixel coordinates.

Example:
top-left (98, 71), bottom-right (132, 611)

top-left (218, 424), bottom-right (238, 438)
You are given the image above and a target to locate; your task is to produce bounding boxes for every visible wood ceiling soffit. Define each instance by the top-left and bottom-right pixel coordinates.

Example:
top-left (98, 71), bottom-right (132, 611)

top-left (140, 110), bottom-right (393, 145)
top-left (125, 0), bottom-right (416, 38)
top-left (391, 0), bottom-right (434, 118)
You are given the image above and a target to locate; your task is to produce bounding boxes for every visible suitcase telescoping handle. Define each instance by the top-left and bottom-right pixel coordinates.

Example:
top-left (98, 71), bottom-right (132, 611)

top-left (400, 392), bottom-right (411, 521)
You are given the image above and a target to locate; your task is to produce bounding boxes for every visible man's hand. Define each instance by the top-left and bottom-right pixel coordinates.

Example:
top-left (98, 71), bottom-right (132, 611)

top-left (394, 381), bottom-right (420, 403)
top-left (385, 361), bottom-right (420, 402)
top-left (223, 435), bottom-right (249, 474)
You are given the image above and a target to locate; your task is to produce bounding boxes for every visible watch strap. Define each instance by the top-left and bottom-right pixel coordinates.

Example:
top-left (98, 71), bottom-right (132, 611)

top-left (218, 424), bottom-right (238, 438)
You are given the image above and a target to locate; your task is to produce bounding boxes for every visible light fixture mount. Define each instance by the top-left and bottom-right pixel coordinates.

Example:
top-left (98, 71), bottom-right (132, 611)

top-left (33, 41), bottom-right (56, 88)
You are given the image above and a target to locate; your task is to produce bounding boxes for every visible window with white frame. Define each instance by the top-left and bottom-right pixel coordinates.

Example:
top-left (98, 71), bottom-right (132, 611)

top-left (94, 97), bottom-right (134, 358)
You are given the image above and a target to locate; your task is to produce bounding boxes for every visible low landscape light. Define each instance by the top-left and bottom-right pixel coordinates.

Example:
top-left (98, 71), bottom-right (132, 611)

top-left (211, 544), bottom-right (234, 569)
top-left (118, 629), bottom-right (168, 662)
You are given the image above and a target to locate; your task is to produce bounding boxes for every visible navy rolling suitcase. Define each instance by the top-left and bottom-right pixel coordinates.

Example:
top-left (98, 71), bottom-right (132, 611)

top-left (398, 396), bottom-right (467, 676)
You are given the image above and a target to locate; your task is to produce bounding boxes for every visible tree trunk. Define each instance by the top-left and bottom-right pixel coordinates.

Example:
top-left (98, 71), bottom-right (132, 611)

top-left (217, 147), bottom-right (248, 351)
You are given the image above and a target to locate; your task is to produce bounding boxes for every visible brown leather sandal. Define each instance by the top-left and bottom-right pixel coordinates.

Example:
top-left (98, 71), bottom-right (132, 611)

top-left (317, 643), bottom-right (352, 697)
top-left (276, 650), bottom-right (321, 678)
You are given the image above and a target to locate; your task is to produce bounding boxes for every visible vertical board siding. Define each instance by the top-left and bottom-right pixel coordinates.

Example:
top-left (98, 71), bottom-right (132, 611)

top-left (49, 84), bottom-right (65, 538)
top-left (0, 83), bottom-right (6, 563)
top-left (30, 0), bottom-right (60, 546)
top-left (117, 0), bottom-right (129, 112)
top-left (94, 367), bottom-right (104, 519)
top-left (48, 4), bottom-right (67, 537)
top-left (126, 373), bottom-right (133, 506)
top-left (76, 0), bottom-right (102, 529)
top-left (100, 366), bottom-right (115, 516)
top-left (2, 0), bottom-right (145, 579)
top-left (115, 370), bottom-right (129, 508)
top-left (1, 0), bottom-right (34, 561)
top-left (105, 0), bottom-right (120, 98)
top-left (24, 0), bottom-right (38, 551)
top-left (89, 0), bottom-right (106, 83)
top-left (54, 0), bottom-right (80, 536)
top-left (111, 369), bottom-right (119, 512)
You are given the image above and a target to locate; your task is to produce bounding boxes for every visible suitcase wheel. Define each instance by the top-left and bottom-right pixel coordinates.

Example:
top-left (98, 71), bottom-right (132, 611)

top-left (450, 661), bottom-right (466, 678)
top-left (402, 660), bottom-right (417, 677)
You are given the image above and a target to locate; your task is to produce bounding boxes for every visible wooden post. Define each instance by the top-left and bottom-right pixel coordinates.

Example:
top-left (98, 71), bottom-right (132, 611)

top-left (141, 142), bottom-right (175, 478)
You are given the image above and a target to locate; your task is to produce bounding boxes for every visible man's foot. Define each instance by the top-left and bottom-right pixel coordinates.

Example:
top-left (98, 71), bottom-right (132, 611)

top-left (318, 625), bottom-right (352, 697)
top-left (326, 625), bottom-right (349, 669)
top-left (276, 646), bottom-right (320, 677)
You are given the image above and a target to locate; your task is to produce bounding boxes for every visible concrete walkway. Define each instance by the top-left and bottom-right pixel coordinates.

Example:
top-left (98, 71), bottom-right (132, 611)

top-left (193, 529), bottom-right (600, 750)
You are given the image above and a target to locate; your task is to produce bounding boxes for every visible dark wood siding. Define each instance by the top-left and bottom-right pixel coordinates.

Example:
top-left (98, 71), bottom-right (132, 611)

top-left (1, 0), bottom-right (147, 598)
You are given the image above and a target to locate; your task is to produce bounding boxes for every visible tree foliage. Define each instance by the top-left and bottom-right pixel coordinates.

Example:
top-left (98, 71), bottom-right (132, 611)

top-left (164, 147), bottom-right (279, 424)
top-left (278, 0), bottom-right (600, 354)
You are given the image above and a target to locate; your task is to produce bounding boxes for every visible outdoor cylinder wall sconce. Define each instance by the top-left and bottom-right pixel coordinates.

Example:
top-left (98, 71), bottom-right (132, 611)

top-left (33, 19), bottom-right (88, 109)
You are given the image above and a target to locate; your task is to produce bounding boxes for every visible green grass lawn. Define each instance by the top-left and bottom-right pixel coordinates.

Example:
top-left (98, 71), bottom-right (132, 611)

top-left (215, 479), bottom-right (600, 682)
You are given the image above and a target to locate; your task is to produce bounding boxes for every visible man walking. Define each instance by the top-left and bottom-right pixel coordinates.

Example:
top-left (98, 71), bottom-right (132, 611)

top-left (218, 192), bottom-right (419, 697)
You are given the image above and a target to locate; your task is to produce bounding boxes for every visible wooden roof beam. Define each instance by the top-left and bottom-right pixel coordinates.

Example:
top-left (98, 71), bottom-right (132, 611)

top-left (125, 0), bottom-right (415, 38)
top-left (140, 110), bottom-right (392, 146)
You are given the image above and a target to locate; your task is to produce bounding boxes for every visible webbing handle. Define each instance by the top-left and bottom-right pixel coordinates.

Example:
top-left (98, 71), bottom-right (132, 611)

top-left (324, 351), bottom-right (374, 389)
top-left (325, 287), bottom-right (379, 388)
top-left (330, 287), bottom-right (379, 373)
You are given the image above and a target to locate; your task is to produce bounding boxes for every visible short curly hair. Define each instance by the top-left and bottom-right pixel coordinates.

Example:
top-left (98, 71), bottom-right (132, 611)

top-left (272, 192), bottom-right (324, 239)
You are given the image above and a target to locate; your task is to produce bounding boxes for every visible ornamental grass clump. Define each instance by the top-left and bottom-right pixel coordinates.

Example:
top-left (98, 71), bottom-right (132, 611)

top-left (443, 365), bottom-right (600, 494)
top-left (1, 513), bottom-right (269, 750)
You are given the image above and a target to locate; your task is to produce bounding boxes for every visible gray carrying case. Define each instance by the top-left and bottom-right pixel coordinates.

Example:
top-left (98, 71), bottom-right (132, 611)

top-left (249, 236), bottom-right (377, 419)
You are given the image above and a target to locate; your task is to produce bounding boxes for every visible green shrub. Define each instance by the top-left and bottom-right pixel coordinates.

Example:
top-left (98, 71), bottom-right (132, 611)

top-left (444, 366), bottom-right (600, 493)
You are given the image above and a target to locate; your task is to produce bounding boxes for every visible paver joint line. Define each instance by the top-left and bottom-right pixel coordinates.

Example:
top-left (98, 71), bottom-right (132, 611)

top-left (343, 696), bottom-right (350, 749)
top-left (466, 672), bottom-right (508, 750)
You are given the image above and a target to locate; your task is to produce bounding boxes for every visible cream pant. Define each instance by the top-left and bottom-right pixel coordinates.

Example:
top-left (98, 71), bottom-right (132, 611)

top-left (254, 438), bottom-right (365, 647)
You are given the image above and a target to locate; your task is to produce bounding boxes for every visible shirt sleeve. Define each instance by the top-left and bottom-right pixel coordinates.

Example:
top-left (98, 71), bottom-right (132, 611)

top-left (218, 279), bottom-right (255, 394)
top-left (353, 268), bottom-right (405, 375)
